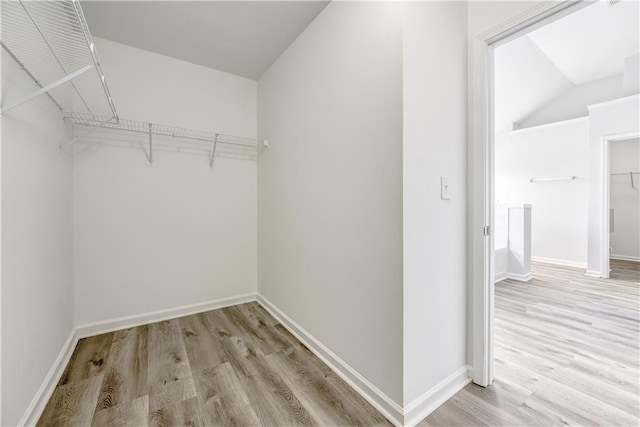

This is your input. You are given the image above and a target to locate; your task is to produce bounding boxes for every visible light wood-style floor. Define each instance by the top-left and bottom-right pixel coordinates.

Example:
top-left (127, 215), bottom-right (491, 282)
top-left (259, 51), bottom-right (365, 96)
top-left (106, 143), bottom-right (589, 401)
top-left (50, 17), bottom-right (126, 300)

top-left (37, 302), bottom-right (392, 426)
top-left (420, 259), bottom-right (640, 427)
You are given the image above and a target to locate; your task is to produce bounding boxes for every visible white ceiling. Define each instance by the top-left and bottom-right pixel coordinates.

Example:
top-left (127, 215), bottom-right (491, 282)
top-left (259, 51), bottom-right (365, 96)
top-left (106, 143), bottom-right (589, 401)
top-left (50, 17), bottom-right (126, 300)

top-left (528, 0), bottom-right (639, 85)
top-left (81, 1), bottom-right (329, 80)
top-left (494, 0), bottom-right (639, 131)
top-left (494, 36), bottom-right (574, 132)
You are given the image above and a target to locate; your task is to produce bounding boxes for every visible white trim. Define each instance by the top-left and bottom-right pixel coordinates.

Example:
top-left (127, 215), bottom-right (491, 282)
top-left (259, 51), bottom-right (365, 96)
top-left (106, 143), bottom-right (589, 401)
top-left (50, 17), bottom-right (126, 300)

top-left (256, 294), bottom-right (404, 426)
top-left (76, 293), bottom-right (257, 338)
top-left (610, 254), bottom-right (640, 262)
top-left (495, 272), bottom-right (534, 283)
top-left (506, 272), bottom-right (534, 282)
top-left (403, 365), bottom-right (471, 427)
top-left (587, 94), bottom-right (640, 111)
top-left (511, 116), bottom-right (588, 134)
top-left (18, 330), bottom-right (79, 427)
top-left (494, 271), bottom-right (507, 283)
top-left (585, 270), bottom-right (604, 278)
top-left (469, 0), bottom-right (591, 388)
top-left (531, 256), bottom-right (587, 269)
top-left (597, 131), bottom-right (640, 279)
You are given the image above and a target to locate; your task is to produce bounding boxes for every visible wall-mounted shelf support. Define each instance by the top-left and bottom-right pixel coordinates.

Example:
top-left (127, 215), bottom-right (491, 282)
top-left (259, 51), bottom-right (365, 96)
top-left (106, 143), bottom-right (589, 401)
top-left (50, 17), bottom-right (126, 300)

top-left (147, 123), bottom-right (153, 164)
top-left (1, 0), bottom-right (118, 117)
top-left (210, 134), bottom-right (219, 168)
top-left (63, 112), bottom-right (265, 167)
top-left (2, 64), bottom-right (94, 114)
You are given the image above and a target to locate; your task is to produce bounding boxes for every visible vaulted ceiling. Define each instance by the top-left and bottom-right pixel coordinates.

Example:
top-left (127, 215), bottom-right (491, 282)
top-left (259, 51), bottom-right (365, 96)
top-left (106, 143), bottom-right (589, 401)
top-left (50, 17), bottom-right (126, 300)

top-left (81, 1), bottom-right (329, 80)
top-left (528, 0), bottom-right (639, 85)
top-left (495, 0), bottom-right (639, 131)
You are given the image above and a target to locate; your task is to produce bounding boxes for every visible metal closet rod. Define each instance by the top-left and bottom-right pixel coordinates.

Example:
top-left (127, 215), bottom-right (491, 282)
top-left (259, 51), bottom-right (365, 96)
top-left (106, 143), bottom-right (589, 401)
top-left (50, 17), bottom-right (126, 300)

top-left (529, 176), bottom-right (576, 182)
top-left (611, 171), bottom-right (639, 190)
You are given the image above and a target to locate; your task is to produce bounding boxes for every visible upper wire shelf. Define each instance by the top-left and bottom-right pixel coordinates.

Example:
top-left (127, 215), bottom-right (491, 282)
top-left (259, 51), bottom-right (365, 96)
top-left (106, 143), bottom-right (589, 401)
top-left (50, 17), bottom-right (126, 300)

top-left (1, 0), bottom-right (117, 117)
top-left (2, 0), bottom-right (266, 167)
top-left (64, 111), bottom-right (267, 166)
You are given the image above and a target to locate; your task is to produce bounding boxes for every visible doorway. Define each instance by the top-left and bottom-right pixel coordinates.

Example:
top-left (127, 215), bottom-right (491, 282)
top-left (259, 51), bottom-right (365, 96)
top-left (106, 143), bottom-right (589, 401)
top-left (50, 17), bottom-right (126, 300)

top-left (606, 135), bottom-right (640, 277)
top-left (470, 0), bottom-right (640, 387)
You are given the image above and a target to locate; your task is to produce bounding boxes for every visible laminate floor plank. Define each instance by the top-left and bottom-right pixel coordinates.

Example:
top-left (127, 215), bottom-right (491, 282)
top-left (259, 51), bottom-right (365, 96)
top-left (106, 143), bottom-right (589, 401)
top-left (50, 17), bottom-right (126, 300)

top-left (39, 301), bottom-right (393, 426)
top-left (179, 313), bottom-right (225, 372)
top-left (227, 335), bottom-right (316, 426)
top-left (58, 333), bottom-right (114, 386)
top-left (37, 375), bottom-right (104, 427)
top-left (220, 305), bottom-right (284, 356)
top-left (92, 395), bottom-right (149, 427)
top-left (420, 260), bottom-right (640, 427)
top-left (266, 346), bottom-right (370, 426)
top-left (148, 395), bottom-right (204, 427)
top-left (94, 326), bottom-right (149, 413)
top-left (192, 362), bottom-right (261, 426)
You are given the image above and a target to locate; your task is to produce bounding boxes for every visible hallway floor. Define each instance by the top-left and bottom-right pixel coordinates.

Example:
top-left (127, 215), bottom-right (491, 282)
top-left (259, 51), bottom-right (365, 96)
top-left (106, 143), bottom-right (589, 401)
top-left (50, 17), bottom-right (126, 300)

top-left (420, 260), bottom-right (640, 427)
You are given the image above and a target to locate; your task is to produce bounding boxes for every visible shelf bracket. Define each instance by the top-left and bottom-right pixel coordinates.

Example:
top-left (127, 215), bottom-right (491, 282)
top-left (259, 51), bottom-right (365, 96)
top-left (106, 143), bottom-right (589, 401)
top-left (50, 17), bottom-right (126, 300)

top-left (1, 64), bottom-right (94, 114)
top-left (210, 133), bottom-right (219, 168)
top-left (147, 123), bottom-right (153, 164)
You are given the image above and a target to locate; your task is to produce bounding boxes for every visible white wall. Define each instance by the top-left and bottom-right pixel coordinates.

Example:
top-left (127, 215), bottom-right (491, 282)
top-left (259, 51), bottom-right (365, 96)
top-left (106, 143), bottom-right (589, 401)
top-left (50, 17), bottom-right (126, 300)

top-left (73, 39), bottom-right (257, 324)
top-left (610, 138), bottom-right (640, 261)
top-left (623, 53), bottom-right (639, 96)
top-left (1, 51), bottom-right (74, 426)
top-left (519, 74), bottom-right (624, 129)
top-left (495, 119), bottom-right (589, 267)
top-left (257, 1), bottom-right (403, 407)
top-left (494, 35), bottom-right (572, 132)
top-left (587, 95), bottom-right (640, 275)
top-left (402, 0), bottom-right (468, 410)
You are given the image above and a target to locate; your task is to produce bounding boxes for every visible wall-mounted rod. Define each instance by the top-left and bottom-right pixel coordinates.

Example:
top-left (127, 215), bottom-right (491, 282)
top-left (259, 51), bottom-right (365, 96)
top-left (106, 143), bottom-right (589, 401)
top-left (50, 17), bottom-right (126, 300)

top-left (530, 176), bottom-right (576, 182)
top-left (611, 171), bottom-right (639, 190)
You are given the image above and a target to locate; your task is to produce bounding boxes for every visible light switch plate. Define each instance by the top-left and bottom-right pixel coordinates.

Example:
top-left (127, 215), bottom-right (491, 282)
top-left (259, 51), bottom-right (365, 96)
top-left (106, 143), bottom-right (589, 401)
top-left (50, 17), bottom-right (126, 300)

top-left (441, 176), bottom-right (451, 200)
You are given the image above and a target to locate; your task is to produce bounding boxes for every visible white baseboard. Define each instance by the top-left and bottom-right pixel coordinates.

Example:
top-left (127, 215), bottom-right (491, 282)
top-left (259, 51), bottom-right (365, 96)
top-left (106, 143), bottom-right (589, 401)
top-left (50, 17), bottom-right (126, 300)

top-left (20, 293), bottom-right (257, 425)
top-left (585, 270), bottom-right (604, 278)
top-left (495, 271), bottom-right (533, 283)
top-left (22, 293), bottom-right (467, 427)
top-left (494, 271), bottom-right (507, 283)
top-left (610, 254), bottom-right (640, 262)
top-left (403, 365), bottom-right (471, 426)
top-left (256, 294), bottom-right (405, 426)
top-left (531, 256), bottom-right (587, 269)
top-left (506, 271), bottom-right (534, 282)
top-left (18, 329), bottom-right (79, 427)
top-left (75, 292), bottom-right (256, 338)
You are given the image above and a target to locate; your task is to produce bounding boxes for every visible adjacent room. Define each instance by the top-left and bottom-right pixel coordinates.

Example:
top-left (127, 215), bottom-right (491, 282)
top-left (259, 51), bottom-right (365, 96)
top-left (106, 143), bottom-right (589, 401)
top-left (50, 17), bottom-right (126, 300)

top-left (425, 1), bottom-right (640, 425)
top-left (1, 1), bottom-right (638, 426)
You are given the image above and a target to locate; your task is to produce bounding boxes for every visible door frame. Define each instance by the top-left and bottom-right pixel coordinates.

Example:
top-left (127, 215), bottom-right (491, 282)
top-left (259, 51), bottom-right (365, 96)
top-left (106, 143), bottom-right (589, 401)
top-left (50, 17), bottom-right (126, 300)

top-left (468, 0), bottom-right (592, 387)
top-left (601, 131), bottom-right (640, 278)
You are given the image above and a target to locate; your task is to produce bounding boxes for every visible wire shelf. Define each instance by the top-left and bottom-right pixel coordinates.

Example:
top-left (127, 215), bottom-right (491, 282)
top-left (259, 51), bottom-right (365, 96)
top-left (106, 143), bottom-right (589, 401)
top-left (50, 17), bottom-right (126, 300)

top-left (64, 111), bottom-right (265, 164)
top-left (1, 0), bottom-right (117, 117)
